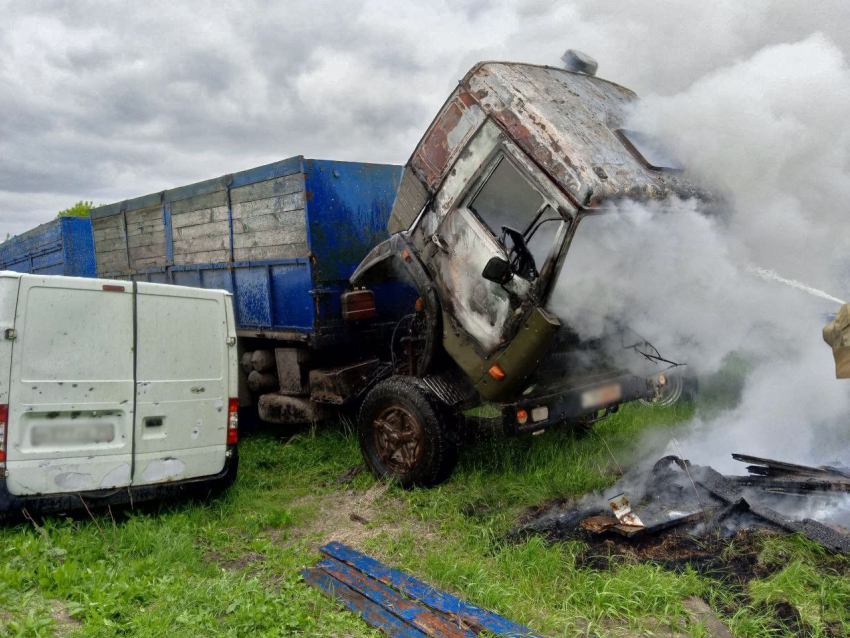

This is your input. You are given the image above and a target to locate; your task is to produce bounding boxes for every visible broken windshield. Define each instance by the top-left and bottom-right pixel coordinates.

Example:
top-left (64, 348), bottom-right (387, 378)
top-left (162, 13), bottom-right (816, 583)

top-left (469, 156), bottom-right (565, 276)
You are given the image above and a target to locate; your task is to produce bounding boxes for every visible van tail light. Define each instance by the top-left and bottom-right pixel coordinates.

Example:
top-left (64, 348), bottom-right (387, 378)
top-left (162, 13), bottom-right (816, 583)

top-left (226, 398), bottom-right (239, 445)
top-left (0, 404), bottom-right (7, 462)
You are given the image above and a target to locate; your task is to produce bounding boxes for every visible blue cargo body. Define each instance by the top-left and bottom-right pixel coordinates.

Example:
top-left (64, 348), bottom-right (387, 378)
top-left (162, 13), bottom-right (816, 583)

top-left (0, 217), bottom-right (96, 277)
top-left (90, 157), bottom-right (409, 346)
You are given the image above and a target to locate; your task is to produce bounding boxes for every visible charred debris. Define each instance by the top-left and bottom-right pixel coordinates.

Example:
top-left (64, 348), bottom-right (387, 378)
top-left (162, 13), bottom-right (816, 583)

top-left (513, 454), bottom-right (850, 554)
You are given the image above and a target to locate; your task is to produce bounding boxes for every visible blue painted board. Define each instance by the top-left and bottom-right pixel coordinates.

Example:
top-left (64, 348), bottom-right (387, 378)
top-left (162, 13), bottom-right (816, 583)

top-left (315, 558), bottom-right (477, 638)
top-left (320, 542), bottom-right (546, 638)
top-left (0, 216), bottom-right (95, 277)
top-left (302, 568), bottom-right (430, 638)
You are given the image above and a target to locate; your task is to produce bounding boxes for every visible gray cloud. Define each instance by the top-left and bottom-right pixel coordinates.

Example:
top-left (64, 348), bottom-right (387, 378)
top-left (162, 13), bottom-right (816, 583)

top-left (1, 1), bottom-right (849, 238)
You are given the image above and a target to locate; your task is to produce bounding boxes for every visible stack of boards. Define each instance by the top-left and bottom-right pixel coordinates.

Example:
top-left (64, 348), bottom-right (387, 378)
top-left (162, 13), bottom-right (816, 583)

top-left (303, 542), bottom-right (545, 638)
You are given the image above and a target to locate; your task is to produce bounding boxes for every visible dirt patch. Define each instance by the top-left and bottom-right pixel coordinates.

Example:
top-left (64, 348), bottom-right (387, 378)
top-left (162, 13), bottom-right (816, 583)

top-left (204, 549), bottom-right (267, 571)
top-left (283, 483), bottom-right (437, 555)
top-left (50, 601), bottom-right (81, 636)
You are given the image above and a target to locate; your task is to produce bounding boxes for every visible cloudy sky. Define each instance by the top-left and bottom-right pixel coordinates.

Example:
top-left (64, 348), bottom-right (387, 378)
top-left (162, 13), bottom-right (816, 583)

top-left (2, 0), bottom-right (849, 239)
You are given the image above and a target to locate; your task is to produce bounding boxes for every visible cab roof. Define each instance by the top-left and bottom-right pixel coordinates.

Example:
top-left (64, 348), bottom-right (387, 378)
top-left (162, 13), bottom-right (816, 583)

top-left (403, 61), bottom-right (710, 213)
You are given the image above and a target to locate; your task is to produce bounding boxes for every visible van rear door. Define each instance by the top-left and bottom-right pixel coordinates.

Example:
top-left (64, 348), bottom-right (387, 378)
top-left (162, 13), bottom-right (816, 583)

top-left (131, 283), bottom-right (232, 486)
top-left (4, 276), bottom-right (135, 495)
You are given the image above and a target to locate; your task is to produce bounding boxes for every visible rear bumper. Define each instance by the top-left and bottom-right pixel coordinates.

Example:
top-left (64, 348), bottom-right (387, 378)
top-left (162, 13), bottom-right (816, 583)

top-left (501, 373), bottom-right (659, 435)
top-left (0, 445), bottom-right (238, 519)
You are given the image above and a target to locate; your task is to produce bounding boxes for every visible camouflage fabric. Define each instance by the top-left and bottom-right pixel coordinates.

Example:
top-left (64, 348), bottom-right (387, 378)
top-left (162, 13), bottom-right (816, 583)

top-left (823, 303), bottom-right (850, 378)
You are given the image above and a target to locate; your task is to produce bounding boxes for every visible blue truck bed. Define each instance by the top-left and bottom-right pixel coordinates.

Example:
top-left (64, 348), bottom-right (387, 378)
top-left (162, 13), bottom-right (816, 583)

top-left (0, 216), bottom-right (96, 277)
top-left (90, 156), bottom-right (410, 346)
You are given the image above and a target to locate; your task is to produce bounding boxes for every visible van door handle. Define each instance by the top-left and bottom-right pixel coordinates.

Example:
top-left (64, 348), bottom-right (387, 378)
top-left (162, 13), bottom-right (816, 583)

top-left (144, 417), bottom-right (164, 427)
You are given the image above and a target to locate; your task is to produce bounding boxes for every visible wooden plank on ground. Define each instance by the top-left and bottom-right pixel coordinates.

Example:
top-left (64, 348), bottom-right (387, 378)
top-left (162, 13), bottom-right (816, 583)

top-left (315, 558), bottom-right (476, 638)
top-left (301, 568), bottom-right (429, 638)
top-left (320, 542), bottom-right (546, 638)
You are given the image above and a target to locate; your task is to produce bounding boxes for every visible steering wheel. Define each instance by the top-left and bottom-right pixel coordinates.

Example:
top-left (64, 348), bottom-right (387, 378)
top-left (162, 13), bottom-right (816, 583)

top-left (500, 226), bottom-right (538, 281)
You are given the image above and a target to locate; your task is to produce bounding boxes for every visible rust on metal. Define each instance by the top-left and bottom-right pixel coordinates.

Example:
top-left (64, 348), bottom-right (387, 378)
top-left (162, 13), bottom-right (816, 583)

top-left (608, 493), bottom-right (645, 528)
top-left (374, 405), bottom-right (424, 473)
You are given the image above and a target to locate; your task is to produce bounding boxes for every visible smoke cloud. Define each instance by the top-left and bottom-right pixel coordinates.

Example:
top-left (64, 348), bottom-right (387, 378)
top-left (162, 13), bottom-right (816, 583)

top-left (549, 34), bottom-right (850, 473)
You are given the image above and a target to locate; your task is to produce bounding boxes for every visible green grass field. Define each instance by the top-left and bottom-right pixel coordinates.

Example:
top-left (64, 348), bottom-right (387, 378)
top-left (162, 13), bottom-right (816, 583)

top-left (0, 401), bottom-right (847, 637)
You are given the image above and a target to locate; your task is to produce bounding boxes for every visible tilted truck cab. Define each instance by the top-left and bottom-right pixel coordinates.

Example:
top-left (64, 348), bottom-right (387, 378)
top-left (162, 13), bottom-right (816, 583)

top-left (0, 272), bottom-right (239, 516)
top-left (351, 59), bottom-right (712, 484)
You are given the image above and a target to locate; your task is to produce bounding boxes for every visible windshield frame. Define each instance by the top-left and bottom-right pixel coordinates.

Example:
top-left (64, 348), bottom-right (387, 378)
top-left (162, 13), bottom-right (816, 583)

top-left (462, 146), bottom-right (574, 297)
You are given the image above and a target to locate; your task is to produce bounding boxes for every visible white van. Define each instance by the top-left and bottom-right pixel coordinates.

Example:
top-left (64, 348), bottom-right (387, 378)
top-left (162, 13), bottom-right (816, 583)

top-left (0, 272), bottom-right (239, 515)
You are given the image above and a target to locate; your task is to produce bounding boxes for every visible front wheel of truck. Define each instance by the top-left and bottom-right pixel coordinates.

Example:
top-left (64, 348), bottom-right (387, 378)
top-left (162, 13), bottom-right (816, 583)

top-left (358, 376), bottom-right (458, 488)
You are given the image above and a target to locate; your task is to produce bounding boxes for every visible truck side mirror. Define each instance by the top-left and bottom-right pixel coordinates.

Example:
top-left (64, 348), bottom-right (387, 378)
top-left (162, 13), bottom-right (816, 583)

top-left (482, 256), bottom-right (512, 285)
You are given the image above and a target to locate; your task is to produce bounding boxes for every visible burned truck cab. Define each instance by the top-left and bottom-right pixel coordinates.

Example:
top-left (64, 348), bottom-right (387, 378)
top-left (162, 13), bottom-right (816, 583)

top-left (352, 55), bottom-right (710, 486)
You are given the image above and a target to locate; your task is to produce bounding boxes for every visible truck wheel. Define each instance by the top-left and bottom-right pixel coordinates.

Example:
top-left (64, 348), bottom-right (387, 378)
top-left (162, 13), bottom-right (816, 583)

top-left (639, 372), bottom-right (698, 407)
top-left (358, 376), bottom-right (458, 488)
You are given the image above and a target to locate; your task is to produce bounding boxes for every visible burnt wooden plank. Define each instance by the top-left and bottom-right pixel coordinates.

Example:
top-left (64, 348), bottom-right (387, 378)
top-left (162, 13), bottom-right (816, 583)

top-left (315, 558), bottom-right (476, 638)
top-left (320, 542), bottom-right (547, 638)
top-left (302, 568), bottom-right (428, 638)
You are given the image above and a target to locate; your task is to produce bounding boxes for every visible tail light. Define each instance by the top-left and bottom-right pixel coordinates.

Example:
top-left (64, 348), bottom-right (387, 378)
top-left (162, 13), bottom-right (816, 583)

top-left (0, 404), bottom-right (7, 462)
top-left (226, 398), bottom-right (239, 445)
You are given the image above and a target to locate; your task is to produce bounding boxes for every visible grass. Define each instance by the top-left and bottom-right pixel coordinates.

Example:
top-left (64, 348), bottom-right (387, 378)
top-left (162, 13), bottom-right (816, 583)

top-left (0, 399), bottom-right (847, 637)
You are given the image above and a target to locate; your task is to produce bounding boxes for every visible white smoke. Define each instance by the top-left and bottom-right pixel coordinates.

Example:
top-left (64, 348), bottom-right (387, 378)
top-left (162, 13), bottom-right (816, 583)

top-left (548, 34), bottom-right (850, 474)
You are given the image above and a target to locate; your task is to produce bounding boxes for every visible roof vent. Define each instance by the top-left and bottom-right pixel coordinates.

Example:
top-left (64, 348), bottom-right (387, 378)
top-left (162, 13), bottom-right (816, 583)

top-left (561, 49), bottom-right (598, 76)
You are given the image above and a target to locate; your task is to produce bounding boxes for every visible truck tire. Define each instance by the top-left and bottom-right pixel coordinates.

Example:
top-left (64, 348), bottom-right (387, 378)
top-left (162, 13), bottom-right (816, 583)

top-left (639, 372), bottom-right (698, 407)
top-left (358, 376), bottom-right (458, 488)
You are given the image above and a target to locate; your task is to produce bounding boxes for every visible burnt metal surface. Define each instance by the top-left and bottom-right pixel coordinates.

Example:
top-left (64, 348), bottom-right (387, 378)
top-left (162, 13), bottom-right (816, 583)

top-left (373, 405), bottom-right (424, 473)
top-left (401, 62), bottom-right (711, 228)
top-left (308, 542), bottom-right (547, 638)
top-left (513, 455), bottom-right (850, 554)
